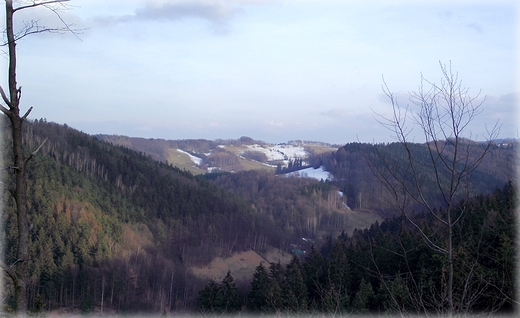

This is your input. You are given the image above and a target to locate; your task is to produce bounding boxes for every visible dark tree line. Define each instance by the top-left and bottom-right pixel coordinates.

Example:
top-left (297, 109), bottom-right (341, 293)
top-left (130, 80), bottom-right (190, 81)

top-left (196, 181), bottom-right (516, 315)
top-left (317, 141), bottom-right (515, 215)
top-left (196, 271), bottom-right (241, 313)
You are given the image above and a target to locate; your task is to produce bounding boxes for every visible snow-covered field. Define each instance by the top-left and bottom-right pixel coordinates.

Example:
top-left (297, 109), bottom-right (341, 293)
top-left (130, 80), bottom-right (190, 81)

top-left (285, 166), bottom-right (332, 181)
top-left (176, 142), bottom-right (312, 170)
top-left (245, 144), bottom-right (307, 162)
top-left (176, 149), bottom-right (203, 165)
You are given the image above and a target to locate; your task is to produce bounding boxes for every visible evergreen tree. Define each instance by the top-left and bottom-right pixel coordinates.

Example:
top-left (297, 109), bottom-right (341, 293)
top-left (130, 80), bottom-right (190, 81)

top-left (282, 256), bottom-right (308, 313)
top-left (196, 279), bottom-right (220, 313)
top-left (303, 245), bottom-right (326, 310)
top-left (269, 261), bottom-right (285, 286)
top-left (351, 278), bottom-right (375, 313)
top-left (216, 271), bottom-right (240, 312)
top-left (248, 263), bottom-right (276, 312)
top-left (322, 239), bottom-right (351, 312)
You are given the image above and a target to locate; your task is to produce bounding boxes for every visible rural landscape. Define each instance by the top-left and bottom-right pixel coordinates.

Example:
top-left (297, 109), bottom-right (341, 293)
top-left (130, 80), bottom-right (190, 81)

top-left (0, 0), bottom-right (517, 317)
top-left (1, 119), bottom-right (517, 315)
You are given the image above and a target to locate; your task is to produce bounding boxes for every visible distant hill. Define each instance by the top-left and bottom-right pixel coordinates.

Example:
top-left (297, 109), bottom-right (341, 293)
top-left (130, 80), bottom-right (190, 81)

top-left (316, 141), bottom-right (517, 217)
top-left (97, 134), bottom-right (339, 174)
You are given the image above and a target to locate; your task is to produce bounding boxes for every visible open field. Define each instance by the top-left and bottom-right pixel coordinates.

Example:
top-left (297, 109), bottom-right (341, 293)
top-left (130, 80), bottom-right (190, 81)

top-left (344, 209), bottom-right (384, 235)
top-left (237, 157), bottom-right (276, 171)
top-left (165, 148), bottom-right (206, 174)
top-left (190, 209), bottom-right (381, 282)
top-left (190, 248), bottom-right (293, 282)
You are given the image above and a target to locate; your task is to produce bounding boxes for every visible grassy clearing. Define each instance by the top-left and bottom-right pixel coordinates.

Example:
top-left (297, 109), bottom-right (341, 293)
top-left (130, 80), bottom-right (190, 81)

top-left (189, 210), bottom-right (381, 282)
top-left (190, 248), bottom-right (292, 282)
top-left (237, 157), bottom-right (275, 172)
top-left (345, 209), bottom-right (383, 235)
top-left (165, 148), bottom-right (206, 175)
top-left (221, 145), bottom-right (250, 154)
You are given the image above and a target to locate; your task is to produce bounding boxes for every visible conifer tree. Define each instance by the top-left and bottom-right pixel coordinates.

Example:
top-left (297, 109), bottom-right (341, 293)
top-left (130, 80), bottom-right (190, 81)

top-left (303, 245), bottom-right (326, 310)
top-left (322, 239), bottom-right (351, 312)
top-left (196, 279), bottom-right (220, 313)
top-left (216, 271), bottom-right (240, 312)
top-left (268, 261), bottom-right (285, 287)
top-left (281, 256), bottom-right (308, 312)
top-left (248, 263), bottom-right (275, 312)
top-left (352, 278), bottom-right (375, 313)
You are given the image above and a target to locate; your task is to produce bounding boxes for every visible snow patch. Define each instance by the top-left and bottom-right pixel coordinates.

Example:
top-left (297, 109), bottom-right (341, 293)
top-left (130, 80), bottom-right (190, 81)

top-left (177, 149), bottom-right (203, 165)
top-left (285, 166), bottom-right (331, 181)
top-left (245, 144), bottom-right (307, 165)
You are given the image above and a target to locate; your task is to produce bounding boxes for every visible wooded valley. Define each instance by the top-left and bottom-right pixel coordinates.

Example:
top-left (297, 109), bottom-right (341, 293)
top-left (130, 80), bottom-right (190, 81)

top-left (1, 119), bottom-right (516, 315)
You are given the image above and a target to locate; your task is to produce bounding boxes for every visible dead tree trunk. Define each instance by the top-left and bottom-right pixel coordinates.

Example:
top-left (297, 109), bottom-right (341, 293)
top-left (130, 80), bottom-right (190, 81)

top-left (1, 1), bottom-right (30, 314)
top-left (0, 0), bottom-right (75, 315)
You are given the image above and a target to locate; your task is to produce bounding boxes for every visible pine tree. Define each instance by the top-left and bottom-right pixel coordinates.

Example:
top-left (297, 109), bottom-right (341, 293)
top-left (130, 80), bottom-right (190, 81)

top-left (248, 263), bottom-right (276, 312)
top-left (216, 271), bottom-right (240, 312)
top-left (282, 256), bottom-right (308, 312)
top-left (269, 261), bottom-right (285, 286)
top-left (196, 279), bottom-right (220, 313)
top-left (322, 239), bottom-right (351, 312)
top-left (303, 245), bottom-right (326, 310)
top-left (352, 278), bottom-right (375, 313)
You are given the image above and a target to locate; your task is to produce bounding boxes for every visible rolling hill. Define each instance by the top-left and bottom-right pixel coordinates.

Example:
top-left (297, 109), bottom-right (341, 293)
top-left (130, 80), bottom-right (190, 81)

top-left (1, 119), bottom-right (515, 314)
top-left (97, 134), bottom-right (339, 174)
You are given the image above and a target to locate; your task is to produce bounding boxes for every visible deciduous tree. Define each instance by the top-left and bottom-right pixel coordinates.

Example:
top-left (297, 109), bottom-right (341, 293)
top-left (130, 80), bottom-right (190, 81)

top-left (369, 61), bottom-right (500, 316)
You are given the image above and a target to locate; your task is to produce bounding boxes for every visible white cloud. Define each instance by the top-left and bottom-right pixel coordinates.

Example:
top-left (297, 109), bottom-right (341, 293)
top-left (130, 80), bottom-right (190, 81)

top-left (134, 2), bottom-right (241, 22)
top-left (267, 120), bottom-right (284, 127)
top-left (83, 0), bottom-right (275, 31)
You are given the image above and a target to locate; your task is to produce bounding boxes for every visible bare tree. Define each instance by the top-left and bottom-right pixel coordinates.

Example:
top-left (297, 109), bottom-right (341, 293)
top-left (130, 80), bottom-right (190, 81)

top-left (369, 61), bottom-right (500, 317)
top-left (0, 0), bottom-right (79, 315)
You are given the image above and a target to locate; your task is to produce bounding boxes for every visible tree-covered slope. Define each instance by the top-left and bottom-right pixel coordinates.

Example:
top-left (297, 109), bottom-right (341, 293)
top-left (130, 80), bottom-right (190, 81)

top-left (318, 141), bottom-right (516, 216)
top-left (2, 119), bottom-right (514, 314)
top-left (1, 120), bottom-right (351, 313)
top-left (1, 120), bottom-right (274, 312)
top-left (197, 181), bottom-right (516, 315)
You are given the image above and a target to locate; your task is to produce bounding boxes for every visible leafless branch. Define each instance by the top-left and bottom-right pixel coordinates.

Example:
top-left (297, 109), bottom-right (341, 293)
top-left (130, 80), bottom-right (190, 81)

top-left (0, 85), bottom-right (13, 108)
top-left (368, 61), bottom-right (503, 316)
top-left (13, 0), bottom-right (70, 13)
top-left (21, 106), bottom-right (32, 121)
top-left (0, 259), bottom-right (19, 282)
top-left (2, 0), bottom-right (85, 46)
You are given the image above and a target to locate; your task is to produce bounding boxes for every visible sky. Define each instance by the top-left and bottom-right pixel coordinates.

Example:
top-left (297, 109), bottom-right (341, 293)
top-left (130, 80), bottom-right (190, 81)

top-left (1, 0), bottom-right (518, 144)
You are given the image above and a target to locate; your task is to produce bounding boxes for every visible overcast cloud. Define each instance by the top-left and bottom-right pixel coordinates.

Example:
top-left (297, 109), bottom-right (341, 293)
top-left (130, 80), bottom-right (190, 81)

top-left (1, 0), bottom-right (517, 144)
top-left (134, 2), bottom-right (240, 22)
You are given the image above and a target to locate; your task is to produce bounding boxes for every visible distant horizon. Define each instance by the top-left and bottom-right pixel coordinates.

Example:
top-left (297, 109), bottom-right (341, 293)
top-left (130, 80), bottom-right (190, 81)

top-left (28, 117), bottom-right (517, 147)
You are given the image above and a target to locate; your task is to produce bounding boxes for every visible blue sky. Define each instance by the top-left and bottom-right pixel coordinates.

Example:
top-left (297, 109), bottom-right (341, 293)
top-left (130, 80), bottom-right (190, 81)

top-left (2, 0), bottom-right (518, 144)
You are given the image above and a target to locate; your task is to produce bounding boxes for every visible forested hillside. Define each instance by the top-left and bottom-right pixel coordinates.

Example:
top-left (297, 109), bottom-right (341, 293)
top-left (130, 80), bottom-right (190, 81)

top-left (2, 120), bottom-right (255, 311)
top-left (1, 119), bottom-right (352, 313)
top-left (206, 170), bottom-right (381, 242)
top-left (1, 119), bottom-right (516, 314)
top-left (197, 181), bottom-right (516, 315)
top-left (316, 141), bottom-right (516, 217)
